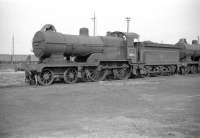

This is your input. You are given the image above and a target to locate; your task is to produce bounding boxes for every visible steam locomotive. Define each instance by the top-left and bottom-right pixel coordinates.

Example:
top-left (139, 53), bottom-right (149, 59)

top-left (24, 24), bottom-right (200, 85)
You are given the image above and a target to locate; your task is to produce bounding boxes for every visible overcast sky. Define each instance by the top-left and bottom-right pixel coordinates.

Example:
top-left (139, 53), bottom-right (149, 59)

top-left (0, 0), bottom-right (200, 54)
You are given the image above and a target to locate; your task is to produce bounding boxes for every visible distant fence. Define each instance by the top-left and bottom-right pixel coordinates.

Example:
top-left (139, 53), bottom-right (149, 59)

top-left (0, 54), bottom-right (38, 64)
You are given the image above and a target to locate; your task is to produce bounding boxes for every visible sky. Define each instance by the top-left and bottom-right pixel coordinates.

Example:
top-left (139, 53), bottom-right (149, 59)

top-left (0, 0), bottom-right (200, 54)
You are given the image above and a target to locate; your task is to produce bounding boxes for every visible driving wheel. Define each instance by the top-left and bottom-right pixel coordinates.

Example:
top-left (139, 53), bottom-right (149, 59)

top-left (38, 69), bottom-right (54, 86)
top-left (63, 68), bottom-right (78, 84)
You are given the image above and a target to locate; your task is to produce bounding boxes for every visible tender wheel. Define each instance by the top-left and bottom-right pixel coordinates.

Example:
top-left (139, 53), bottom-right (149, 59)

top-left (168, 65), bottom-right (175, 75)
top-left (38, 69), bottom-right (54, 86)
top-left (144, 66), bottom-right (152, 77)
top-left (172, 65), bottom-right (177, 74)
top-left (160, 66), bottom-right (169, 76)
top-left (113, 67), bottom-right (131, 80)
top-left (63, 68), bottom-right (78, 84)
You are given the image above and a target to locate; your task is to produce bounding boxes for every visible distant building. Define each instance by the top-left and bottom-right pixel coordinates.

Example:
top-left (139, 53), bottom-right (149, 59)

top-left (0, 54), bottom-right (12, 63)
top-left (0, 54), bottom-right (38, 63)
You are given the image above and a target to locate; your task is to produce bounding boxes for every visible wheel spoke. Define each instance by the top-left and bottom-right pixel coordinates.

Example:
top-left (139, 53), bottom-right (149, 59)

top-left (87, 68), bottom-right (107, 82)
top-left (63, 68), bottom-right (78, 84)
top-left (38, 69), bottom-right (54, 86)
top-left (114, 66), bottom-right (131, 80)
top-left (88, 69), bottom-right (98, 81)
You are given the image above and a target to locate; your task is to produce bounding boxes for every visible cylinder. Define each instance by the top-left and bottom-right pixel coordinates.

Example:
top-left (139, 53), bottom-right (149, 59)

top-left (79, 28), bottom-right (89, 36)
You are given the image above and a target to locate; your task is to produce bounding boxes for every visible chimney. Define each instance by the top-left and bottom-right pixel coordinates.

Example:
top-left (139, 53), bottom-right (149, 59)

top-left (79, 28), bottom-right (89, 36)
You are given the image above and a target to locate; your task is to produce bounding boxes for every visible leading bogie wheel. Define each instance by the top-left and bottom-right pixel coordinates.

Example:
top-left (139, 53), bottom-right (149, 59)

top-left (63, 68), bottom-right (78, 84)
top-left (38, 69), bottom-right (54, 86)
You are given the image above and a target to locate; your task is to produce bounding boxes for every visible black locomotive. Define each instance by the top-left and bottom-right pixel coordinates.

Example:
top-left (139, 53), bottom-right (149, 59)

top-left (24, 24), bottom-right (200, 85)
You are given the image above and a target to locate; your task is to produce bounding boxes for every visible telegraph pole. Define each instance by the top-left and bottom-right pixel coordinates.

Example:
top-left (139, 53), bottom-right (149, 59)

top-left (125, 17), bottom-right (131, 34)
top-left (11, 33), bottom-right (15, 64)
top-left (91, 12), bottom-right (96, 36)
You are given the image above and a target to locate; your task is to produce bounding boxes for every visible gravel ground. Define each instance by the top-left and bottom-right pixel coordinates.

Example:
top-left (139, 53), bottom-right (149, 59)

top-left (0, 72), bottom-right (200, 138)
top-left (0, 71), bottom-right (25, 88)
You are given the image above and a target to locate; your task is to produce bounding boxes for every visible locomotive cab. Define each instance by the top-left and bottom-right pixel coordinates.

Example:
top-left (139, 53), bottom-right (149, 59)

top-left (107, 31), bottom-right (139, 63)
top-left (126, 33), bottom-right (140, 63)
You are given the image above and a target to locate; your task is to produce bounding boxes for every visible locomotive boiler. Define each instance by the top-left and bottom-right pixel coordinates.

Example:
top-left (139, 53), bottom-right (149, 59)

top-left (32, 24), bottom-right (132, 63)
top-left (33, 25), bottom-right (103, 61)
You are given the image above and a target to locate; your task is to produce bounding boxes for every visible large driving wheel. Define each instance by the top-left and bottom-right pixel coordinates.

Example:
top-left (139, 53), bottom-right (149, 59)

top-left (198, 65), bottom-right (200, 73)
top-left (63, 68), bottom-right (78, 84)
top-left (190, 65), bottom-right (197, 74)
top-left (38, 69), bottom-right (54, 86)
top-left (180, 66), bottom-right (190, 75)
top-left (81, 70), bottom-right (90, 82)
top-left (113, 67), bottom-right (131, 80)
top-left (185, 66), bottom-right (190, 74)
top-left (180, 66), bottom-right (185, 75)
top-left (98, 69), bottom-right (108, 81)
top-left (87, 68), bottom-right (108, 82)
